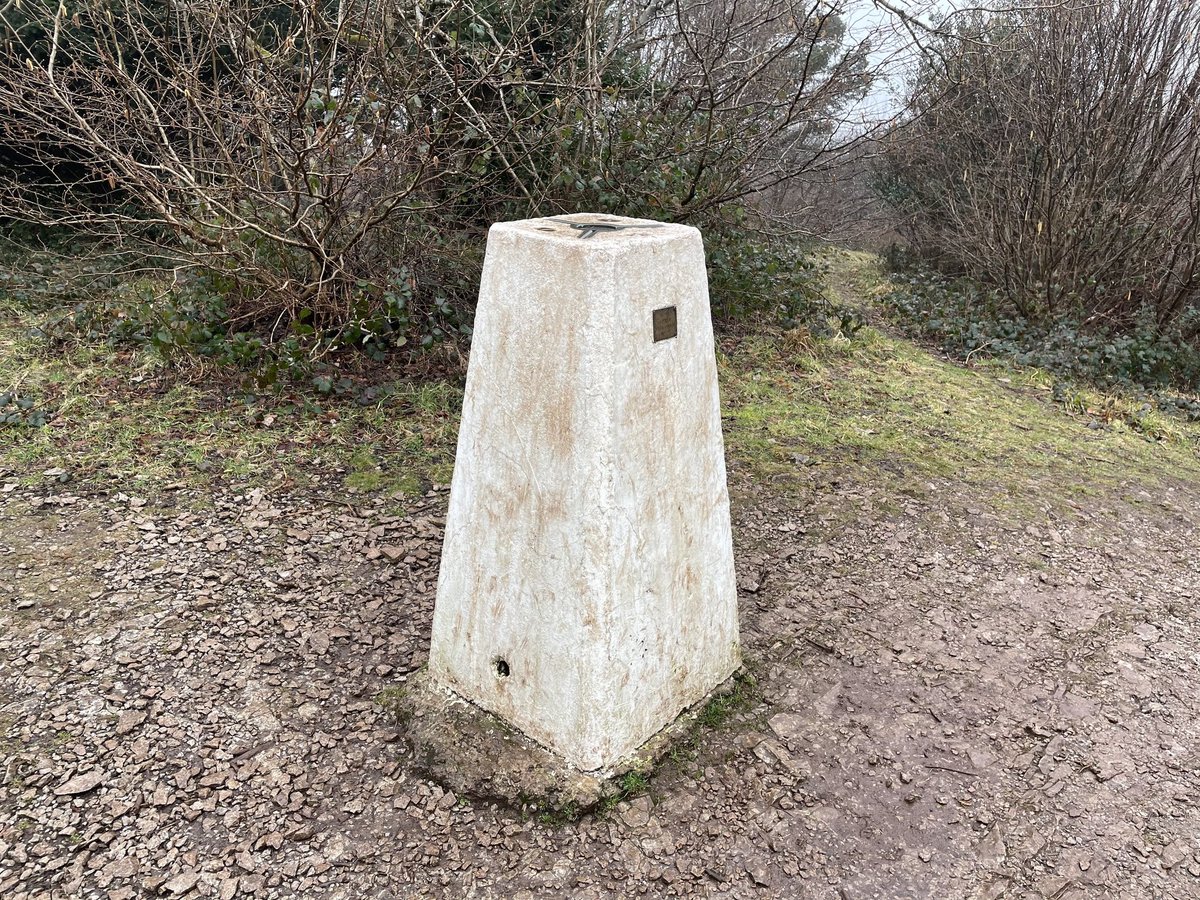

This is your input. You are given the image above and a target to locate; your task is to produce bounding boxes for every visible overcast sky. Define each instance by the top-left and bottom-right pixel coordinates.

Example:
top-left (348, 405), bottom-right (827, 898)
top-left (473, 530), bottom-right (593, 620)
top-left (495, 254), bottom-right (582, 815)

top-left (841, 0), bottom-right (952, 121)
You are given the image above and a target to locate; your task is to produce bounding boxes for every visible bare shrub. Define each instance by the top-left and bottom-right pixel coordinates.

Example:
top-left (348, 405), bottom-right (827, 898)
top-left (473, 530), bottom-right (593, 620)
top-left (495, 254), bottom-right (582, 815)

top-left (879, 0), bottom-right (1200, 335)
top-left (0, 0), bottom-right (881, 350)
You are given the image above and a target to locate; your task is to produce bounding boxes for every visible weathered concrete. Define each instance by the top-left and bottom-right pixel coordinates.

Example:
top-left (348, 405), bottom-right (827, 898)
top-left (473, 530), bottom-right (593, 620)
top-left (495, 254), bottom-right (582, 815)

top-left (430, 213), bottom-right (740, 773)
top-left (398, 668), bottom-right (746, 812)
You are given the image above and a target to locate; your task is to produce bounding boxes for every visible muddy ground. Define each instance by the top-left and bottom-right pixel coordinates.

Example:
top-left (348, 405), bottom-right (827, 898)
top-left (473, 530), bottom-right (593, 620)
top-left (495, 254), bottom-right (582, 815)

top-left (2, 445), bottom-right (1199, 900)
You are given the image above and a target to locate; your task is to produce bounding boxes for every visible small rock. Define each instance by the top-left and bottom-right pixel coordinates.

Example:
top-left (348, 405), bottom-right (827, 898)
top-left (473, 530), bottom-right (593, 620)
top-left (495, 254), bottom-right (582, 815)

top-left (979, 826), bottom-right (1006, 868)
top-left (162, 870), bottom-right (201, 895)
top-left (54, 769), bottom-right (107, 796)
top-left (745, 860), bottom-right (773, 887)
top-left (619, 795), bottom-right (653, 829)
top-left (767, 712), bottom-right (805, 742)
top-left (116, 710), bottom-right (147, 735)
top-left (306, 631), bottom-right (330, 655)
top-left (1162, 840), bottom-right (1192, 869)
top-left (102, 856), bottom-right (139, 879)
top-left (297, 701), bottom-right (320, 720)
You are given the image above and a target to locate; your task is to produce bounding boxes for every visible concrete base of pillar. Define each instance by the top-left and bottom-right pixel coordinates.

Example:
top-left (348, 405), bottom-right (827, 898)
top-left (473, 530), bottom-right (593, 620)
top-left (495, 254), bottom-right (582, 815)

top-left (394, 667), bottom-right (747, 813)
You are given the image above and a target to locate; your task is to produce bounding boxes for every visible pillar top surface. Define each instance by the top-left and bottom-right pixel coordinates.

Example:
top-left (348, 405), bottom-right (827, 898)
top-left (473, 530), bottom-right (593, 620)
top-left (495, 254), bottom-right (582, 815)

top-left (492, 213), bottom-right (693, 247)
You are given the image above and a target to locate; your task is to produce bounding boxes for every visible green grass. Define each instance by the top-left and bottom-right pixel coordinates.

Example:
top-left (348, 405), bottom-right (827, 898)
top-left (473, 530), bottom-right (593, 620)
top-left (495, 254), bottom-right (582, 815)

top-left (344, 446), bottom-right (424, 496)
top-left (616, 770), bottom-right (650, 796)
top-left (596, 770), bottom-right (652, 816)
top-left (372, 686), bottom-right (412, 725)
top-left (0, 318), bottom-right (460, 495)
top-left (719, 251), bottom-right (1200, 503)
top-left (4, 247), bottom-right (1199, 507)
top-left (593, 674), bottom-right (759, 814)
top-left (534, 800), bottom-right (582, 826)
top-left (696, 671), bottom-right (758, 729)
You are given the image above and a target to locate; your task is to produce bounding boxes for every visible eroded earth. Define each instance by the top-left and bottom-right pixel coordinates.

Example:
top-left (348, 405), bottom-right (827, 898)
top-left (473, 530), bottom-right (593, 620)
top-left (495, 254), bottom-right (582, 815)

top-left (2, 460), bottom-right (1199, 899)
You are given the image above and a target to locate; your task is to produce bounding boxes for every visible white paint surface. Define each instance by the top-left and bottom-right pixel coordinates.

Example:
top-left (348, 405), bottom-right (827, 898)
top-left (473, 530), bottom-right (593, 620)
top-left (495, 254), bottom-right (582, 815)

top-left (429, 213), bottom-right (740, 773)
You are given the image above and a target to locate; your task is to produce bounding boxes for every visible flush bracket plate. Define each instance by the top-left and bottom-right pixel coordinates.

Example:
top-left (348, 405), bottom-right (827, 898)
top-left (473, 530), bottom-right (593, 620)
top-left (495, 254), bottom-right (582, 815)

top-left (653, 306), bottom-right (677, 343)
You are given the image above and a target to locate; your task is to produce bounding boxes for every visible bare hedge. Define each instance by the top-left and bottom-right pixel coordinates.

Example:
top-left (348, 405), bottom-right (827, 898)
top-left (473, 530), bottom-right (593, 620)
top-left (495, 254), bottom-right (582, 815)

top-left (0, 0), bottom-right (874, 342)
top-left (880, 0), bottom-right (1200, 337)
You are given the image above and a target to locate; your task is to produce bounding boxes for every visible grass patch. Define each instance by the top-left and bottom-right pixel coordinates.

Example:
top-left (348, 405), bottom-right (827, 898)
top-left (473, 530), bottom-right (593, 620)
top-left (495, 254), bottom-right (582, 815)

top-left (0, 315), bottom-right (460, 495)
top-left (534, 800), bottom-right (582, 826)
top-left (658, 670), bottom-right (761, 780)
top-left (615, 770), bottom-right (650, 797)
top-left (372, 686), bottom-right (412, 726)
top-left (719, 255), bottom-right (1200, 502)
top-left (596, 769), bottom-right (653, 816)
top-left (819, 247), bottom-right (891, 312)
top-left (6, 246), bottom-right (1199, 508)
top-left (344, 446), bottom-right (429, 497)
top-left (696, 671), bottom-right (758, 729)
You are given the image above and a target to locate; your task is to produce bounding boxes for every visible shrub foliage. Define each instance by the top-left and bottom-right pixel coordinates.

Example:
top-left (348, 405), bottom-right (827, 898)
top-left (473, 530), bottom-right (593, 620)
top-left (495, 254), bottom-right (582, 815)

top-left (879, 0), bottom-right (1200, 342)
top-left (884, 269), bottom-right (1200, 393)
top-left (0, 0), bottom-right (873, 364)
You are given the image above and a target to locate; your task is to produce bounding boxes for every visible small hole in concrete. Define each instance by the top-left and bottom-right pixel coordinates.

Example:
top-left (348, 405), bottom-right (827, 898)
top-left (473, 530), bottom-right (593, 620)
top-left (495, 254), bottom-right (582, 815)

top-left (494, 657), bottom-right (510, 678)
top-left (536, 226), bottom-right (555, 232)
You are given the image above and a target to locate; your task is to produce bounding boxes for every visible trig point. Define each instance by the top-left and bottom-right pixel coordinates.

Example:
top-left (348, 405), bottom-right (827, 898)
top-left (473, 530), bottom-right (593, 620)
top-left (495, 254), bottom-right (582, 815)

top-left (429, 213), bottom-right (740, 773)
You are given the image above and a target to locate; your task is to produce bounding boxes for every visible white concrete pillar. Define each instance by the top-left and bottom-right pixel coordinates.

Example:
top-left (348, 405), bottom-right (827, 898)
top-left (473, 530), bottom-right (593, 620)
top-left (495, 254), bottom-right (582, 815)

top-left (429, 213), bottom-right (740, 773)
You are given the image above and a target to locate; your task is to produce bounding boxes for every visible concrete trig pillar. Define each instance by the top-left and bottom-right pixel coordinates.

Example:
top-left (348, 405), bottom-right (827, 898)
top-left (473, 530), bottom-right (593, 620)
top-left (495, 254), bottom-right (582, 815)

top-left (429, 213), bottom-right (740, 773)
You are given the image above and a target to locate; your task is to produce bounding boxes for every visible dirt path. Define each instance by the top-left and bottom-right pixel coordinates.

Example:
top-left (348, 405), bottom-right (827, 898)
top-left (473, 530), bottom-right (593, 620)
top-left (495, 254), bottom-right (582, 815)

top-left (2, 454), bottom-right (1199, 899)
